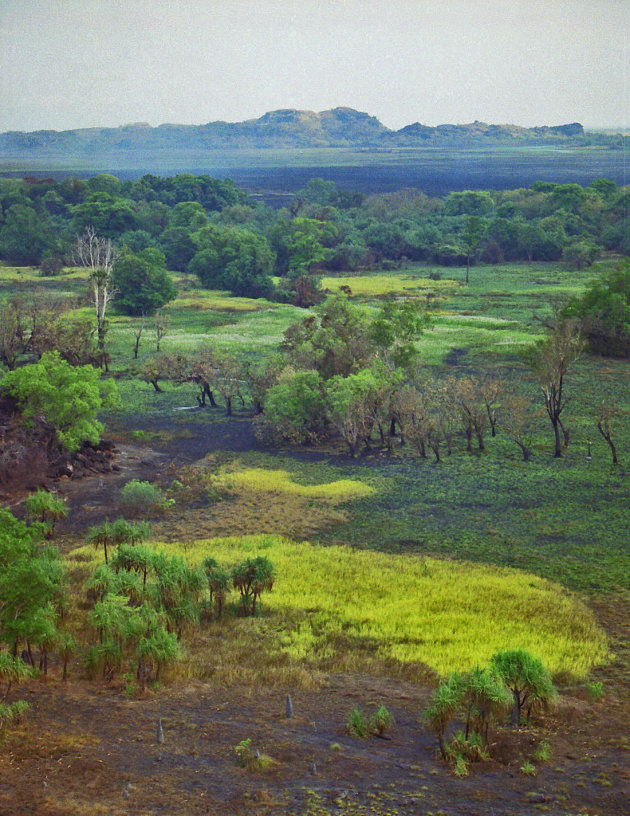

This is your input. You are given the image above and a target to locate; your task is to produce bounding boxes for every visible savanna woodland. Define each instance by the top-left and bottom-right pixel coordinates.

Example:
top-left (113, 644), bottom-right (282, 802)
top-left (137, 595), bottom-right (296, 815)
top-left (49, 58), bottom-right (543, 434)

top-left (0, 171), bottom-right (628, 816)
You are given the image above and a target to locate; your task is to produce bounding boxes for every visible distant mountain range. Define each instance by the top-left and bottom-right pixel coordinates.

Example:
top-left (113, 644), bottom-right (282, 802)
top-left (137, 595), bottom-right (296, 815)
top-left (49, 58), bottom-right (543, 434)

top-left (0, 108), bottom-right (586, 155)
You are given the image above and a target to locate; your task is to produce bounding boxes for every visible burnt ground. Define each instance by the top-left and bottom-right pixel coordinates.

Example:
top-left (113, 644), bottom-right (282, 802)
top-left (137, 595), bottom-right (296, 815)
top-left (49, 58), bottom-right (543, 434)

top-left (2, 662), bottom-right (629, 816)
top-left (2, 411), bottom-right (630, 816)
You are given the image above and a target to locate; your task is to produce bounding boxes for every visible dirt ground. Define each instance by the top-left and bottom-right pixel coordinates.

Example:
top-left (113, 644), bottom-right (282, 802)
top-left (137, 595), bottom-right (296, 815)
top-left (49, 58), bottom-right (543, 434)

top-left (2, 413), bottom-right (629, 816)
top-left (1, 662), bottom-right (629, 816)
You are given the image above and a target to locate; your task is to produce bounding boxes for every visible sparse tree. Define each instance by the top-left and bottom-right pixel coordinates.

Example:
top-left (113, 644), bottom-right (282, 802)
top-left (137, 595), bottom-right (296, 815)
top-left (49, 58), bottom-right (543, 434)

top-left (75, 226), bottom-right (117, 369)
top-left (501, 394), bottom-right (540, 461)
top-left (154, 312), bottom-right (170, 352)
top-left (131, 320), bottom-right (145, 359)
top-left (596, 401), bottom-right (621, 466)
top-left (522, 320), bottom-right (582, 457)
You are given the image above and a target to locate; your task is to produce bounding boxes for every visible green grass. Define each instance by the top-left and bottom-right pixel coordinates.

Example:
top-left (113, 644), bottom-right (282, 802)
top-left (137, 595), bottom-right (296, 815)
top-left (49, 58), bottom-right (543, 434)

top-left (3, 259), bottom-right (628, 598)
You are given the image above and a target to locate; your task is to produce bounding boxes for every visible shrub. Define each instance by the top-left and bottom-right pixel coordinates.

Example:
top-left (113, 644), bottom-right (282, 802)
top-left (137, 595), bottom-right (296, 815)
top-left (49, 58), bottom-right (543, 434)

top-left (346, 706), bottom-right (369, 738)
top-left (532, 741), bottom-right (551, 762)
top-left (586, 680), bottom-right (604, 701)
top-left (25, 490), bottom-right (67, 536)
top-left (119, 480), bottom-right (172, 517)
top-left (369, 704), bottom-right (394, 737)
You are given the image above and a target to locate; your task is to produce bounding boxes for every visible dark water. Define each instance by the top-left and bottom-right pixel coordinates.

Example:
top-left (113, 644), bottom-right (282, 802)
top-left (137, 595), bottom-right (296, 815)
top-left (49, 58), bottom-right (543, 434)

top-left (2, 146), bottom-right (627, 198)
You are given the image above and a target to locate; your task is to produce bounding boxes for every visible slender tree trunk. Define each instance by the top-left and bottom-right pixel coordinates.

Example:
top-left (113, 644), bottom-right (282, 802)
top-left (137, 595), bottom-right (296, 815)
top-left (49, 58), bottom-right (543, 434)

top-left (552, 419), bottom-right (562, 458)
top-left (599, 430), bottom-right (618, 465)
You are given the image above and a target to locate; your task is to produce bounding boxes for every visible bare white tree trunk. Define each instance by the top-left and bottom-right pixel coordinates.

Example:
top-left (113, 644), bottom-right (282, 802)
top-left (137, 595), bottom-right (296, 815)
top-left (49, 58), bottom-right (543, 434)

top-left (75, 226), bottom-right (117, 369)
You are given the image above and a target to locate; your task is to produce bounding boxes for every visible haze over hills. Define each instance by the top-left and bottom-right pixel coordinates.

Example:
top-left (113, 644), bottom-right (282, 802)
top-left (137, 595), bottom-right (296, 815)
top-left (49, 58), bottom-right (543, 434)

top-left (0, 107), bottom-right (586, 155)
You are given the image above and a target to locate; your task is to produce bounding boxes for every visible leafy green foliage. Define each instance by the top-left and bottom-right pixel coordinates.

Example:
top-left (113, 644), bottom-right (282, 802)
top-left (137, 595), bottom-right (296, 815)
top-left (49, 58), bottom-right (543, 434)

top-left (369, 704), bottom-right (394, 736)
top-left (202, 557), bottom-right (231, 617)
top-left (87, 518), bottom-right (150, 565)
top-left (119, 480), bottom-right (172, 517)
top-left (25, 490), bottom-right (67, 536)
top-left (423, 674), bottom-right (465, 758)
top-left (0, 510), bottom-right (64, 656)
top-left (112, 246), bottom-right (177, 316)
top-left (346, 706), bottom-right (369, 738)
top-left (490, 649), bottom-right (557, 725)
top-left (0, 351), bottom-right (118, 452)
top-left (260, 369), bottom-right (325, 444)
top-left (231, 556), bottom-right (274, 616)
top-left (189, 226), bottom-right (275, 297)
top-left (564, 260), bottom-right (630, 357)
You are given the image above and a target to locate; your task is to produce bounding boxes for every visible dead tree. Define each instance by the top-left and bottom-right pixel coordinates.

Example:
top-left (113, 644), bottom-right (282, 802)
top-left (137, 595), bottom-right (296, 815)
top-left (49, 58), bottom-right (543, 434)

top-left (75, 227), bottom-right (117, 370)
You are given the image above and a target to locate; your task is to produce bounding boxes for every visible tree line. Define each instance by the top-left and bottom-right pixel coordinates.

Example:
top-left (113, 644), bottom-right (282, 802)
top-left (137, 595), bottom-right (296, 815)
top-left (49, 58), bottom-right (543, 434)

top-left (0, 173), bottom-right (628, 308)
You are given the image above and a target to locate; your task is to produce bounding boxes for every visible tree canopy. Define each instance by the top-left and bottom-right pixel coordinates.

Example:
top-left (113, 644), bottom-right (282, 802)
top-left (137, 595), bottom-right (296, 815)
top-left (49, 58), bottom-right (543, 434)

top-left (112, 246), bottom-right (177, 316)
top-left (1, 351), bottom-right (119, 452)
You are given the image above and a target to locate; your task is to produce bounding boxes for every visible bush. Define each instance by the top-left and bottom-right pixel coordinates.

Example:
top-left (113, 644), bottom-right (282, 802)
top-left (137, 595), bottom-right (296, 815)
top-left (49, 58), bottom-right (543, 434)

top-left (563, 260), bottom-right (630, 357)
top-left (369, 704), bottom-right (394, 737)
top-left (346, 706), bottom-right (369, 738)
top-left (119, 480), bottom-right (172, 517)
top-left (0, 351), bottom-right (118, 452)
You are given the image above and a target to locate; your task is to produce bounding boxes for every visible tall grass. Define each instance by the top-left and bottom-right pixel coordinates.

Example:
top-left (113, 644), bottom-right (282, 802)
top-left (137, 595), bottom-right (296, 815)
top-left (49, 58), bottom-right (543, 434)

top-left (64, 535), bottom-right (608, 681)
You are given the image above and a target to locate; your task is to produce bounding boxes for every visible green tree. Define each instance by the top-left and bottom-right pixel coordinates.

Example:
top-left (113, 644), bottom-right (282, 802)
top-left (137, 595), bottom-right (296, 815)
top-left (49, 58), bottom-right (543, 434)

top-left (189, 227), bottom-right (275, 297)
top-left (112, 247), bottom-right (176, 316)
top-left (0, 204), bottom-right (55, 264)
top-left (260, 368), bottom-right (326, 444)
top-left (25, 490), bottom-right (67, 538)
top-left (0, 510), bottom-right (64, 657)
top-left (461, 216), bottom-right (487, 284)
top-left (423, 674), bottom-right (465, 759)
top-left (280, 294), bottom-right (373, 379)
top-left (563, 261), bottom-right (630, 357)
top-left (1, 351), bottom-right (118, 453)
top-left (490, 650), bottom-right (556, 726)
top-left (326, 368), bottom-right (381, 456)
top-left (231, 556), bottom-right (274, 616)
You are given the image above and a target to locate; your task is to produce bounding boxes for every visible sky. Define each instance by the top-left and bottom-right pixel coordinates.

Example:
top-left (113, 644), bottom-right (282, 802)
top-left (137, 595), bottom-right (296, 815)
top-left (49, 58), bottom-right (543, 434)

top-left (0, 0), bottom-right (628, 132)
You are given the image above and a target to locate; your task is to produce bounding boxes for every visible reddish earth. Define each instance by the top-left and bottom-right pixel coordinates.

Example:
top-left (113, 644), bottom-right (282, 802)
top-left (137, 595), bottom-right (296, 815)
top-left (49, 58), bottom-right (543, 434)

top-left (1, 661), bottom-right (629, 816)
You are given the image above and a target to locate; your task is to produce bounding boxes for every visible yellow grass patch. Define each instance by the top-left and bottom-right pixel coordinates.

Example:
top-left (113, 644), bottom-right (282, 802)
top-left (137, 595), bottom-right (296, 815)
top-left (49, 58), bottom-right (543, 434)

top-left (168, 536), bottom-right (608, 680)
top-left (321, 274), bottom-right (458, 299)
top-left (217, 467), bottom-right (375, 500)
top-left (167, 293), bottom-right (267, 312)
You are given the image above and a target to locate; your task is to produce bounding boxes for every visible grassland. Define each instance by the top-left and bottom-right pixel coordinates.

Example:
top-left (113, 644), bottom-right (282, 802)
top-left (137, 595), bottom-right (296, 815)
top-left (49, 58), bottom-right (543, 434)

top-left (67, 534), bottom-right (608, 681)
top-left (3, 257), bottom-right (628, 657)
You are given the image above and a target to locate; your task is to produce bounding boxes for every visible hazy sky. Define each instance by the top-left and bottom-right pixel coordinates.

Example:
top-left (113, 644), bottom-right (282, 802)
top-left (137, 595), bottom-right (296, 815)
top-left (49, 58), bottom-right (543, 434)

top-left (1, 0), bottom-right (628, 132)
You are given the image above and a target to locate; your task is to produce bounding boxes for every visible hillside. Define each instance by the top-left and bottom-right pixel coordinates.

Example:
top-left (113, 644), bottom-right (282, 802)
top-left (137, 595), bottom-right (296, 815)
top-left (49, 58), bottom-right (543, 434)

top-left (0, 107), bottom-right (585, 155)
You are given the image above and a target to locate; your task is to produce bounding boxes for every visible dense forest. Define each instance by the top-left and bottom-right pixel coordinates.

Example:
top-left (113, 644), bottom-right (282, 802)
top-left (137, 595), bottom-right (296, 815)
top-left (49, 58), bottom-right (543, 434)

top-left (1, 173), bottom-right (628, 302)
